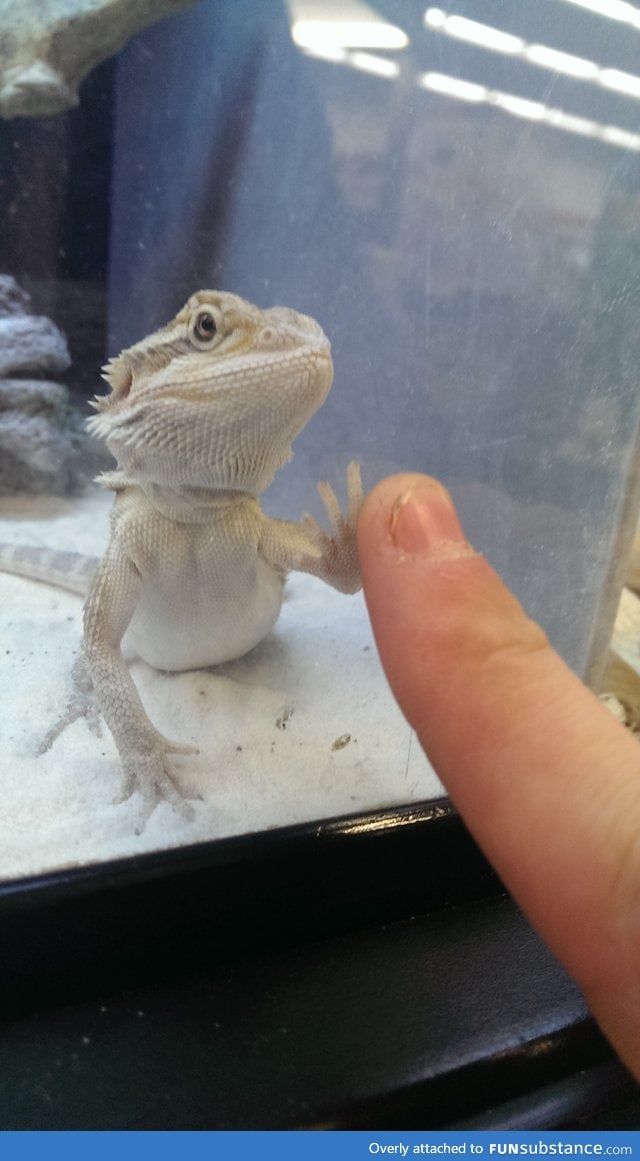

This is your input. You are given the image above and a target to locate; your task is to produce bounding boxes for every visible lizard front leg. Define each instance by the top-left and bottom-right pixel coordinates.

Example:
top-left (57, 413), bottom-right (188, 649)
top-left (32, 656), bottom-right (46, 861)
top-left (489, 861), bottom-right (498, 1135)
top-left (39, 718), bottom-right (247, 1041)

top-left (83, 552), bottom-right (197, 814)
top-left (260, 461), bottom-right (363, 592)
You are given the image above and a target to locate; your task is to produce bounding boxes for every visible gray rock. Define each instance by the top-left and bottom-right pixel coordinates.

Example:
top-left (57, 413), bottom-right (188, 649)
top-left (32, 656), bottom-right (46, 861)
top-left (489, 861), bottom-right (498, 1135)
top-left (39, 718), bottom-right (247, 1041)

top-left (0, 275), bottom-right (70, 378)
top-left (0, 0), bottom-right (199, 118)
top-left (0, 378), bottom-right (72, 418)
top-left (0, 314), bottom-right (71, 377)
top-left (0, 276), bottom-right (95, 494)
top-left (0, 410), bottom-right (80, 494)
top-left (0, 274), bottom-right (33, 317)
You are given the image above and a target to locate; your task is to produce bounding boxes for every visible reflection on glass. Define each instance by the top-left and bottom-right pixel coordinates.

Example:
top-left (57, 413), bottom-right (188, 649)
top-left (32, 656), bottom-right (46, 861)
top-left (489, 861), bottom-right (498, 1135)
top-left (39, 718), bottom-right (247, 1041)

top-left (1, 0), bottom-right (640, 879)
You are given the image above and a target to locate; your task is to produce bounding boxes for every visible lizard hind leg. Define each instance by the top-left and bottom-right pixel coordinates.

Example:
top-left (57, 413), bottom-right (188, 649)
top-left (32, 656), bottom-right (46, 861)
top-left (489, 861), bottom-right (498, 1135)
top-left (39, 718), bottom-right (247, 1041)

top-left (38, 649), bottom-right (199, 831)
top-left (38, 649), bottom-right (102, 754)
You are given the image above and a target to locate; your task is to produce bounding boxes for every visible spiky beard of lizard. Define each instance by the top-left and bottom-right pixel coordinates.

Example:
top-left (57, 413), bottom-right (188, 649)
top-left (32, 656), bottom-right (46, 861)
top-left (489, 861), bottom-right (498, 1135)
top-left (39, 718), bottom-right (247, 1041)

top-left (87, 292), bottom-right (334, 496)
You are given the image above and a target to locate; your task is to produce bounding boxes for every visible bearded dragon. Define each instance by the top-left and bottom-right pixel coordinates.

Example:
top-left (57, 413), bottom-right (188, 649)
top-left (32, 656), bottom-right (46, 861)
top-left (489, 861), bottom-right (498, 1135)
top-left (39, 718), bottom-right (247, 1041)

top-left (0, 291), bottom-right (363, 814)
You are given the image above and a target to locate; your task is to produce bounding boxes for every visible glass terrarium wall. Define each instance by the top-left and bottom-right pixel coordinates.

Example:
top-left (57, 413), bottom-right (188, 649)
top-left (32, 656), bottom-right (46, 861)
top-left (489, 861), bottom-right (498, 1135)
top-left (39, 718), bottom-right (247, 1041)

top-left (2, 0), bottom-right (640, 879)
top-left (109, 0), bottom-right (640, 677)
top-left (0, 60), bottom-right (113, 405)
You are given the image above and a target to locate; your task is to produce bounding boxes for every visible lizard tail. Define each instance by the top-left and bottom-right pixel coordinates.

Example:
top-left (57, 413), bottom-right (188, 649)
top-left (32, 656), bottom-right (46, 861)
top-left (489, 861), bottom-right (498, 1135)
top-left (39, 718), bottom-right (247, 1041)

top-left (0, 544), bottom-right (98, 596)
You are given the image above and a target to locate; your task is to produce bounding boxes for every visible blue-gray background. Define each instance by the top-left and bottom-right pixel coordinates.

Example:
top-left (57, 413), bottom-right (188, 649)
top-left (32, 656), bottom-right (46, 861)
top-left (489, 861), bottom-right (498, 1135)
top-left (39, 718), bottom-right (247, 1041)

top-left (105, 1), bottom-right (640, 673)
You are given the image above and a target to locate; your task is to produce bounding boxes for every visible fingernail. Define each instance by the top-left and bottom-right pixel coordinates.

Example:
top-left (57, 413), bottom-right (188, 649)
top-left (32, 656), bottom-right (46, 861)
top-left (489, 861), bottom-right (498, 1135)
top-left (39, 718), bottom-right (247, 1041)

top-left (390, 480), bottom-right (467, 554)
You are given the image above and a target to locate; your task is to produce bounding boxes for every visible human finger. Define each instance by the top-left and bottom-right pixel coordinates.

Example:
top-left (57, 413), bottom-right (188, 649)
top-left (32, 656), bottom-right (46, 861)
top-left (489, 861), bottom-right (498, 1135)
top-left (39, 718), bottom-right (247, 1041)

top-left (358, 473), bottom-right (640, 1077)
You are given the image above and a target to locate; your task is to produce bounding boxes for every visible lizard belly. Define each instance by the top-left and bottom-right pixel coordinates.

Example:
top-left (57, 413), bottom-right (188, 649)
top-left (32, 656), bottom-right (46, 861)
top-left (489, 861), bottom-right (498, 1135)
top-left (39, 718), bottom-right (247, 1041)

top-left (124, 555), bottom-right (285, 671)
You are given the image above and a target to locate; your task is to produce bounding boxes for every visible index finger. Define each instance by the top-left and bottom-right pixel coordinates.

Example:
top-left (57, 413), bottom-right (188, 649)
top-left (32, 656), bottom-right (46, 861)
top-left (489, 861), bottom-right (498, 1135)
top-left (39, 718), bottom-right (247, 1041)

top-left (357, 473), bottom-right (640, 1078)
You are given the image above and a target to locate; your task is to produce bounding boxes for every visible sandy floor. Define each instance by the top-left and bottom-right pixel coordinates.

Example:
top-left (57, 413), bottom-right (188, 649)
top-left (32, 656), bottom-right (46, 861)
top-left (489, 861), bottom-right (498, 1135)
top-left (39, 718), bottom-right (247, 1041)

top-left (0, 488), bottom-right (443, 881)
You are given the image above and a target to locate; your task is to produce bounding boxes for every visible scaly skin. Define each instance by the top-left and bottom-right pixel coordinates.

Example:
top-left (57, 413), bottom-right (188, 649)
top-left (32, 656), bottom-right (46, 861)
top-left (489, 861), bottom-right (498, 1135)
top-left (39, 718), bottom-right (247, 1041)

top-left (1, 291), bottom-right (363, 816)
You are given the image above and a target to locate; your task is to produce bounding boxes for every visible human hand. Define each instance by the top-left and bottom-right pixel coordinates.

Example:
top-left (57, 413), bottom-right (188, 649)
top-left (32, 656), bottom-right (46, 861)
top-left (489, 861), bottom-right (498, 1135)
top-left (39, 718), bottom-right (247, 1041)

top-left (357, 473), bottom-right (640, 1079)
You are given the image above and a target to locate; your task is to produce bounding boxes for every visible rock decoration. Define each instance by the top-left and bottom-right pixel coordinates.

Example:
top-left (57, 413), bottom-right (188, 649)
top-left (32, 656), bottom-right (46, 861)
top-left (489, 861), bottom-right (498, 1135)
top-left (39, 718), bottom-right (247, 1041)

top-left (0, 274), bottom-right (89, 494)
top-left (0, 276), bottom-right (69, 375)
top-left (0, 0), bottom-right (198, 119)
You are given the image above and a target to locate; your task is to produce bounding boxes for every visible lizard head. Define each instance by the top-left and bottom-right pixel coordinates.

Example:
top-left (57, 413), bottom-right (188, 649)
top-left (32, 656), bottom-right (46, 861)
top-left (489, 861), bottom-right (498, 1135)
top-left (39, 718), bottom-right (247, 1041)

top-left (88, 291), bottom-right (334, 494)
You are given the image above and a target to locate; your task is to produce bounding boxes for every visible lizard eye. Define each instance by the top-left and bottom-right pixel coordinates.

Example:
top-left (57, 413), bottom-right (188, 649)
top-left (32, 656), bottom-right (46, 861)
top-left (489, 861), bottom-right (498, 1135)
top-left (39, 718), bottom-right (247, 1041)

top-left (190, 309), bottom-right (219, 349)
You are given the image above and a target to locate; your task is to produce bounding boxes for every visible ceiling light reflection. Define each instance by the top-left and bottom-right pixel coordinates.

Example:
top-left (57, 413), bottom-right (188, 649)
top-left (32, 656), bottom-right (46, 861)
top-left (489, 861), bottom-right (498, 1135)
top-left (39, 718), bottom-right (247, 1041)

top-left (425, 7), bottom-right (640, 102)
top-left (601, 124), bottom-right (640, 145)
top-left (419, 70), bottom-right (640, 150)
top-left (349, 52), bottom-right (400, 77)
top-left (293, 20), bottom-right (408, 49)
top-left (523, 44), bottom-right (599, 78)
top-left (492, 93), bottom-right (547, 119)
top-left (424, 11), bottom-right (524, 54)
top-left (419, 72), bottom-right (488, 101)
top-left (298, 41), bottom-right (347, 62)
top-left (545, 108), bottom-right (600, 136)
top-left (599, 67), bottom-right (640, 96)
top-left (557, 0), bottom-right (640, 27)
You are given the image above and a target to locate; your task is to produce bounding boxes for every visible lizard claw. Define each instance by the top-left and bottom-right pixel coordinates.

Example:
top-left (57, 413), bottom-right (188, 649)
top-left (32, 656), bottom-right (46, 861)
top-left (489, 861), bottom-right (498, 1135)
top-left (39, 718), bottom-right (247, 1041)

top-left (132, 795), bottom-right (196, 836)
top-left (116, 734), bottom-right (200, 830)
top-left (317, 460), bottom-right (363, 535)
top-left (303, 461), bottom-right (363, 593)
top-left (38, 652), bottom-right (102, 753)
top-left (38, 689), bottom-right (103, 753)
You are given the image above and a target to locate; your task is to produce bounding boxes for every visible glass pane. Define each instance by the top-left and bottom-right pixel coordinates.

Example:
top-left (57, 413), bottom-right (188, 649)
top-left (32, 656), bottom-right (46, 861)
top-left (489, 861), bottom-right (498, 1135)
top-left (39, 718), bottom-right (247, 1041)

top-left (1, 0), bottom-right (639, 878)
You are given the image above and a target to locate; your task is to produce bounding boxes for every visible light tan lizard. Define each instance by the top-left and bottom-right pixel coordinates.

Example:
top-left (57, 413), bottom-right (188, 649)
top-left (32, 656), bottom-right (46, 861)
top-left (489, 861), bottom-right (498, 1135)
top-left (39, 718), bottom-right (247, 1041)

top-left (0, 290), bottom-right (363, 815)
